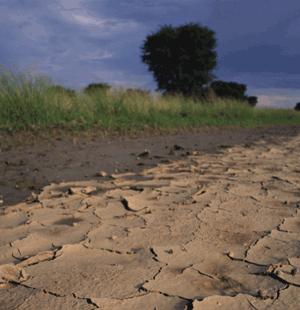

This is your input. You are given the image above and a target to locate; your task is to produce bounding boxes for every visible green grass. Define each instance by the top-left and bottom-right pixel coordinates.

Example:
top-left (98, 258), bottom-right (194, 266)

top-left (0, 69), bottom-right (299, 132)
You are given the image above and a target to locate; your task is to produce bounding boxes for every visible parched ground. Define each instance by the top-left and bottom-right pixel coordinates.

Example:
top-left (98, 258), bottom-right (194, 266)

top-left (1, 128), bottom-right (300, 309)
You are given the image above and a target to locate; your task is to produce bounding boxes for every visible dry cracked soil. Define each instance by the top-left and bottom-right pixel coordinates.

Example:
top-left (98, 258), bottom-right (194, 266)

top-left (1, 127), bottom-right (300, 309)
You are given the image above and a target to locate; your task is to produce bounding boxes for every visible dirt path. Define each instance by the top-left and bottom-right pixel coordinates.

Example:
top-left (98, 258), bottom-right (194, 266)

top-left (1, 126), bottom-right (300, 206)
top-left (1, 127), bottom-right (300, 309)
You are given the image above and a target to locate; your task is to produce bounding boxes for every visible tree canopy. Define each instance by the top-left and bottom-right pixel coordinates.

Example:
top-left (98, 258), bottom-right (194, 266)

top-left (210, 80), bottom-right (257, 106)
top-left (84, 83), bottom-right (111, 94)
top-left (247, 96), bottom-right (258, 107)
top-left (141, 23), bottom-right (217, 96)
top-left (210, 80), bottom-right (247, 100)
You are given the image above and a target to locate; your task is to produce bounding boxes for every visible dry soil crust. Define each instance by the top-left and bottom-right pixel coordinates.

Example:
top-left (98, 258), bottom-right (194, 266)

top-left (1, 126), bottom-right (300, 206)
top-left (0, 126), bottom-right (300, 309)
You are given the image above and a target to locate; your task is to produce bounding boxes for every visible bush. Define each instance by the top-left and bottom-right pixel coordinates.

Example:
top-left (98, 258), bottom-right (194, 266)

top-left (141, 23), bottom-right (217, 96)
top-left (247, 96), bottom-right (258, 107)
top-left (210, 80), bottom-right (257, 107)
top-left (210, 80), bottom-right (247, 100)
top-left (84, 83), bottom-right (111, 94)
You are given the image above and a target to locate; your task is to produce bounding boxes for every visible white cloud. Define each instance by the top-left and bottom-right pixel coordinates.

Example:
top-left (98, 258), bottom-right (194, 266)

top-left (56, 6), bottom-right (141, 36)
top-left (90, 69), bottom-right (152, 88)
top-left (71, 13), bottom-right (107, 27)
top-left (79, 50), bottom-right (114, 61)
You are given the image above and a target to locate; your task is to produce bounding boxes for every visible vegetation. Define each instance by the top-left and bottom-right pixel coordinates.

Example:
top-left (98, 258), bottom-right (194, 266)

top-left (0, 69), bottom-right (299, 132)
top-left (141, 23), bottom-right (259, 102)
top-left (48, 85), bottom-right (76, 97)
top-left (295, 102), bottom-right (300, 111)
top-left (141, 23), bottom-right (217, 96)
top-left (210, 80), bottom-right (257, 107)
top-left (123, 88), bottom-right (150, 97)
top-left (84, 83), bottom-right (111, 94)
top-left (247, 96), bottom-right (258, 107)
top-left (210, 81), bottom-right (246, 101)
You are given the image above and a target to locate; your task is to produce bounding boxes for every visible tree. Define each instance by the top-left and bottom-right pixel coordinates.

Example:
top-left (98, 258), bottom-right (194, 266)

top-left (210, 80), bottom-right (247, 100)
top-left (295, 102), bottom-right (300, 111)
top-left (84, 83), bottom-right (111, 94)
top-left (210, 80), bottom-right (257, 107)
top-left (247, 96), bottom-right (258, 107)
top-left (141, 23), bottom-right (217, 96)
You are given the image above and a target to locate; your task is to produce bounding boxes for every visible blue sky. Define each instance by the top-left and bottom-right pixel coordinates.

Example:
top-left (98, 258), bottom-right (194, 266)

top-left (1, 0), bottom-right (300, 107)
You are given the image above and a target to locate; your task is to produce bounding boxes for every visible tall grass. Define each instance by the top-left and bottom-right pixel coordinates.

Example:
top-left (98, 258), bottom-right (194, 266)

top-left (0, 69), bottom-right (299, 132)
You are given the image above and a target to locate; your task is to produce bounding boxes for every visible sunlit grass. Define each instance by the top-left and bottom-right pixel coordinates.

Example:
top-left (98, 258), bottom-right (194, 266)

top-left (0, 68), bottom-right (299, 132)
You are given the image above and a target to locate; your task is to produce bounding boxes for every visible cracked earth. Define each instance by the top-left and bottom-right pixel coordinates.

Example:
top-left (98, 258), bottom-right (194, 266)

top-left (1, 134), bottom-right (300, 309)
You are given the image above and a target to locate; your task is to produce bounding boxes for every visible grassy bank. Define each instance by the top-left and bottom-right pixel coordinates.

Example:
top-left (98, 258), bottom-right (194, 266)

top-left (0, 70), bottom-right (299, 132)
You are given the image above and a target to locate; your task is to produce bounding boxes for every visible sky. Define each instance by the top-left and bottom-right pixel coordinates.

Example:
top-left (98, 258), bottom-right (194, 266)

top-left (0, 0), bottom-right (300, 108)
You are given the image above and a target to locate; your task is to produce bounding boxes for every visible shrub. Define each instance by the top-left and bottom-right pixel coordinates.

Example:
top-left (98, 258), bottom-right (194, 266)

top-left (247, 96), bottom-right (258, 107)
top-left (210, 80), bottom-right (247, 100)
top-left (84, 83), bottom-right (111, 94)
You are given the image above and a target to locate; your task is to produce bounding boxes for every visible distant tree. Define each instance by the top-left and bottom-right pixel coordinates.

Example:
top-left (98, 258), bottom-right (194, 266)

top-left (295, 102), bottom-right (300, 111)
top-left (210, 80), bottom-right (258, 107)
top-left (141, 23), bottom-right (217, 97)
top-left (210, 80), bottom-right (247, 100)
top-left (247, 96), bottom-right (258, 107)
top-left (84, 83), bottom-right (111, 94)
